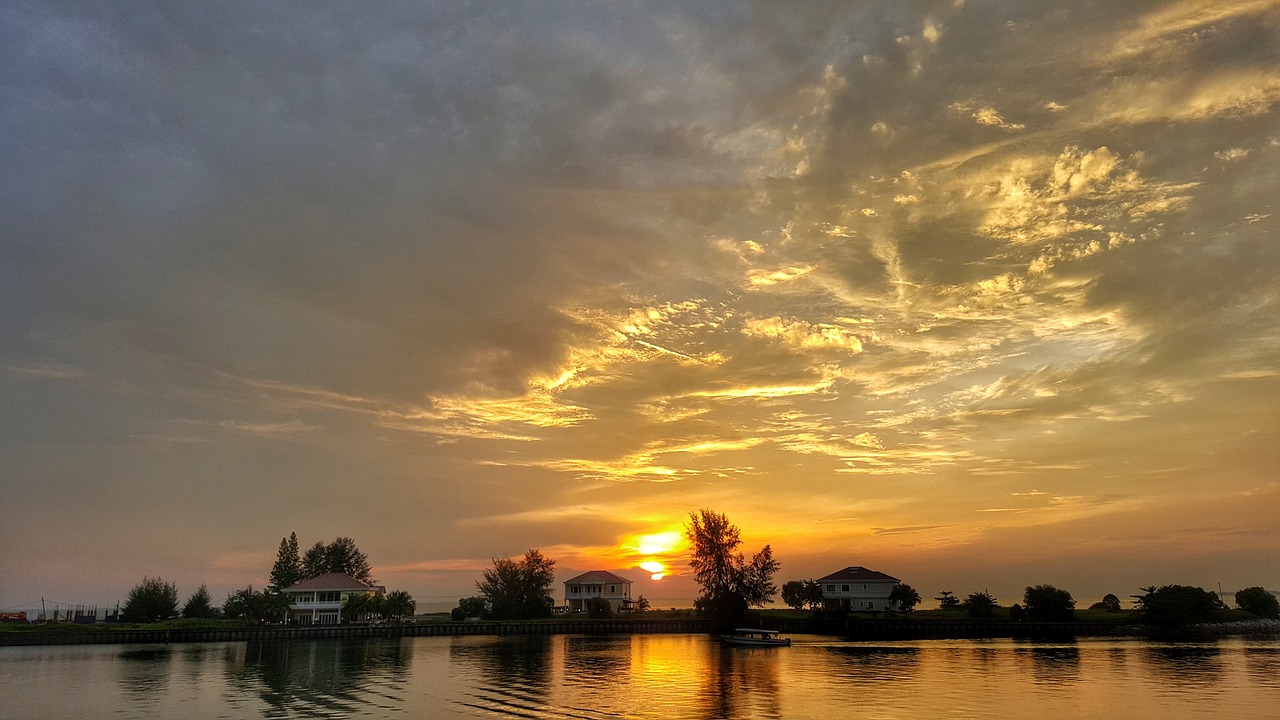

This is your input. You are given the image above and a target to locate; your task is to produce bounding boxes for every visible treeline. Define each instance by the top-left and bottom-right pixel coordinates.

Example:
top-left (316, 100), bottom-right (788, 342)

top-left (779, 579), bottom-right (1280, 626)
top-left (118, 533), bottom-right (416, 624)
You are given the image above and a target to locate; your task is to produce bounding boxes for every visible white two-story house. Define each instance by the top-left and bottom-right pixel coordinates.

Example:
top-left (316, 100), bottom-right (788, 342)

top-left (283, 573), bottom-right (384, 625)
top-left (563, 571), bottom-right (633, 613)
top-left (818, 566), bottom-right (899, 612)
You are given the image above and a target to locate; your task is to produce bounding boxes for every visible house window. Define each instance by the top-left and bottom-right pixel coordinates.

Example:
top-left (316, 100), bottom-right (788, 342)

top-left (610, 585), bottom-right (616, 593)
top-left (826, 585), bottom-right (835, 592)
top-left (841, 584), bottom-right (850, 592)
top-left (571, 586), bottom-right (580, 594)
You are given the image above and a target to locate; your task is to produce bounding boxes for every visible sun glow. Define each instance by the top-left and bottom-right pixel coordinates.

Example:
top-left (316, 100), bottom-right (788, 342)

top-left (635, 531), bottom-right (682, 555)
top-left (639, 560), bottom-right (666, 580)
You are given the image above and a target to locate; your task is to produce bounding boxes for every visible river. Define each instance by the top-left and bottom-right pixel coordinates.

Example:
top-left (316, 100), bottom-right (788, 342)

top-left (2, 634), bottom-right (1277, 718)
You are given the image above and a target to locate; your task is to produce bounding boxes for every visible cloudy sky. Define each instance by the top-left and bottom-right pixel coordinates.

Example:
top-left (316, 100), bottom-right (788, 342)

top-left (3, 1), bottom-right (1278, 613)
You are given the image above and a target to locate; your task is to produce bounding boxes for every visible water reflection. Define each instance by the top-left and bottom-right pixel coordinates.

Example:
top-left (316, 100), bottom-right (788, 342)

top-left (823, 645), bottom-right (921, 683)
top-left (564, 635), bottom-right (630, 686)
top-left (1145, 644), bottom-right (1225, 687)
top-left (117, 646), bottom-right (173, 711)
top-left (1243, 646), bottom-right (1280, 689)
top-left (1018, 644), bottom-right (1081, 685)
top-left (448, 635), bottom-right (554, 716)
top-left (222, 638), bottom-right (412, 717)
top-left (699, 644), bottom-right (782, 719)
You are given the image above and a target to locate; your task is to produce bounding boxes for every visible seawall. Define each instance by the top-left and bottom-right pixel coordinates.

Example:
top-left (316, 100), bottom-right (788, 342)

top-left (0, 619), bottom-right (710, 647)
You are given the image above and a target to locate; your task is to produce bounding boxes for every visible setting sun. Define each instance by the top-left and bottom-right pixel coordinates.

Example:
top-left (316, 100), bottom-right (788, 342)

top-left (639, 561), bottom-right (665, 580)
top-left (635, 532), bottom-right (682, 556)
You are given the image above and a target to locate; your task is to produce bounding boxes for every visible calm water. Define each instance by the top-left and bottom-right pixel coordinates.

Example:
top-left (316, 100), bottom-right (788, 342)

top-left (3, 634), bottom-right (1278, 719)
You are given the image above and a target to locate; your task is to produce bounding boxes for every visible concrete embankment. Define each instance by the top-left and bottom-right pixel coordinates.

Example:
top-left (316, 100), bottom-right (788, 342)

top-left (0, 619), bottom-right (711, 647)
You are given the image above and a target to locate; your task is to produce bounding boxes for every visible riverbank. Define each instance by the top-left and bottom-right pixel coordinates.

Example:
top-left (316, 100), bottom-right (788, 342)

top-left (7, 612), bottom-right (1272, 647)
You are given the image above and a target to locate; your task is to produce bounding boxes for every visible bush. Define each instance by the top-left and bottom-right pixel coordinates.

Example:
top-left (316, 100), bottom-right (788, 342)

top-left (121, 577), bottom-right (179, 623)
top-left (1134, 585), bottom-right (1226, 626)
top-left (1234, 587), bottom-right (1279, 619)
top-left (963, 591), bottom-right (998, 618)
top-left (1089, 594), bottom-right (1123, 612)
top-left (586, 597), bottom-right (614, 619)
top-left (452, 596), bottom-right (486, 621)
top-left (1024, 585), bottom-right (1076, 622)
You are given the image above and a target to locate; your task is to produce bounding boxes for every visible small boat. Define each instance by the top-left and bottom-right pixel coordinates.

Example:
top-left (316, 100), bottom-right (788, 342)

top-left (719, 628), bottom-right (791, 647)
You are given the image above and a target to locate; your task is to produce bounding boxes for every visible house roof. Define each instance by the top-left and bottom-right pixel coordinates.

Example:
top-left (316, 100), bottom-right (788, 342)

top-left (284, 573), bottom-right (374, 591)
top-left (817, 566), bottom-right (899, 583)
top-left (564, 571), bottom-right (631, 585)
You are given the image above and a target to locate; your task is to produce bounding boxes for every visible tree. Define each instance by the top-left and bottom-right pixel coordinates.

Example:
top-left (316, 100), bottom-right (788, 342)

top-left (182, 584), bottom-right (217, 619)
top-left (1089, 593), bottom-right (1123, 612)
top-left (889, 583), bottom-right (922, 613)
top-left (685, 509), bottom-right (780, 630)
top-left (476, 549), bottom-right (556, 620)
top-left (1234, 587), bottom-right (1280, 619)
top-left (963, 591), bottom-right (998, 618)
top-left (121, 577), bottom-right (179, 623)
top-left (451, 596), bottom-right (487, 621)
top-left (935, 590), bottom-right (961, 609)
top-left (342, 593), bottom-right (378, 623)
top-left (383, 590), bottom-right (416, 621)
top-left (1133, 585), bottom-right (1226, 627)
top-left (635, 595), bottom-right (651, 613)
top-left (325, 536), bottom-right (374, 584)
top-left (268, 532), bottom-right (304, 591)
top-left (1023, 584), bottom-right (1076, 622)
top-left (302, 541), bottom-right (328, 579)
top-left (586, 596), bottom-right (614, 619)
top-left (223, 586), bottom-right (291, 624)
top-left (781, 580), bottom-right (808, 610)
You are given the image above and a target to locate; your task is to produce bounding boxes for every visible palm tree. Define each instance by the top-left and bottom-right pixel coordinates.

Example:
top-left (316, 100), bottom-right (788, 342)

top-left (342, 592), bottom-right (375, 623)
top-left (383, 590), bottom-right (416, 621)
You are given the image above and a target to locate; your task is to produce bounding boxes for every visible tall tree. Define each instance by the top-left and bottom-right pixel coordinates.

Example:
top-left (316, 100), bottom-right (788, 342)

top-left (268, 532), bottom-right (304, 591)
top-left (302, 541), bottom-right (328, 579)
top-left (182, 583), bottom-right (216, 619)
top-left (324, 536), bottom-right (374, 584)
top-left (121, 577), bottom-right (179, 623)
top-left (476, 549), bottom-right (556, 619)
top-left (685, 509), bottom-right (780, 630)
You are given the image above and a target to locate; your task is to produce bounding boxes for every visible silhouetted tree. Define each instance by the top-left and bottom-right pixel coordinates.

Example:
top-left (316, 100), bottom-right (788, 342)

top-left (1009, 603), bottom-right (1026, 621)
top-left (781, 580), bottom-right (807, 610)
top-left (383, 590), bottom-right (416, 621)
top-left (302, 541), bottom-right (328, 578)
top-left (1133, 585), bottom-right (1226, 627)
top-left (936, 590), bottom-right (961, 609)
top-left (586, 596), bottom-right (614, 619)
top-left (1089, 593), bottom-right (1123, 612)
top-left (451, 596), bottom-right (487, 621)
top-left (223, 586), bottom-right (291, 624)
top-left (890, 583), bottom-right (922, 613)
top-left (1023, 585), bottom-right (1075, 622)
top-left (686, 509), bottom-right (780, 631)
top-left (121, 577), bottom-right (179, 623)
top-left (181, 584), bottom-right (217, 619)
top-left (325, 536), bottom-right (374, 583)
top-left (1234, 587), bottom-right (1279, 619)
top-left (268, 532), bottom-right (304, 591)
top-left (963, 591), bottom-right (998, 618)
top-left (477, 549), bottom-right (556, 620)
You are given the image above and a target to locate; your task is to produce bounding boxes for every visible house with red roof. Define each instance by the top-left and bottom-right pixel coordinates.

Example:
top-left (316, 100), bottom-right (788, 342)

top-left (282, 573), bottom-right (385, 625)
top-left (817, 566), bottom-right (900, 612)
top-left (563, 571), bottom-right (633, 613)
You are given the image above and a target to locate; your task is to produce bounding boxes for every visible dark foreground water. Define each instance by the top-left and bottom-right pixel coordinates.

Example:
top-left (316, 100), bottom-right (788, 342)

top-left (3, 634), bottom-right (1278, 719)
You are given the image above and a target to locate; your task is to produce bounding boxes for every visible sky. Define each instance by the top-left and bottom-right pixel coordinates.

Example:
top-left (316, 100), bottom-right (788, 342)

top-left (3, 1), bottom-right (1278, 615)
